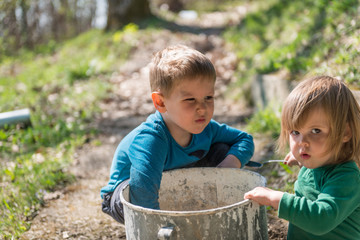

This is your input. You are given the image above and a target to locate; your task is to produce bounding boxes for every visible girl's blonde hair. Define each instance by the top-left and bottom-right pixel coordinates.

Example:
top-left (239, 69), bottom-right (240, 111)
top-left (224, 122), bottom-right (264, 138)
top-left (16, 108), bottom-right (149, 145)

top-left (278, 76), bottom-right (360, 165)
top-left (149, 45), bottom-right (216, 97)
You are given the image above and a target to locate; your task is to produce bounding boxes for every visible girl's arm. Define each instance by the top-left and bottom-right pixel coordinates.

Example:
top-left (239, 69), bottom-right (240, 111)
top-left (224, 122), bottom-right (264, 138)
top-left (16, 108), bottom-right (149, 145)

top-left (244, 187), bottom-right (284, 209)
top-left (247, 164), bottom-right (360, 236)
top-left (284, 152), bottom-right (302, 167)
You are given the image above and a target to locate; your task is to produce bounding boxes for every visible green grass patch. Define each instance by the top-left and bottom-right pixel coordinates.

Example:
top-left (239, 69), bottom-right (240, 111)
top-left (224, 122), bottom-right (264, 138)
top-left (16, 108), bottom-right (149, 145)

top-left (224, 0), bottom-right (360, 87)
top-left (246, 105), bottom-right (281, 139)
top-left (0, 26), bottom-right (136, 238)
top-left (226, 0), bottom-right (360, 148)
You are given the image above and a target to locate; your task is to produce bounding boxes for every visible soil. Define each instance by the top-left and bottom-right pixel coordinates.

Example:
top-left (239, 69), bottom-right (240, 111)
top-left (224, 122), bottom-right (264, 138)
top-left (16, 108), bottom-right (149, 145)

top-left (21, 6), bottom-right (289, 240)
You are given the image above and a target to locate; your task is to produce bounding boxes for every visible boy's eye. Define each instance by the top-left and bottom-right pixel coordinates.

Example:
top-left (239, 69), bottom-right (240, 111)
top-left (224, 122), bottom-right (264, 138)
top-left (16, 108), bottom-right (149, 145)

top-left (185, 98), bottom-right (195, 102)
top-left (205, 96), bottom-right (214, 101)
top-left (311, 128), bottom-right (321, 134)
top-left (290, 130), bottom-right (299, 136)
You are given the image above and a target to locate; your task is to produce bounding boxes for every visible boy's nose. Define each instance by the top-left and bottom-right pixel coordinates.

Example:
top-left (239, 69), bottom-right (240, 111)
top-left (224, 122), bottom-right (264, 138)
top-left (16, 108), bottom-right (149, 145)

top-left (196, 101), bottom-right (206, 113)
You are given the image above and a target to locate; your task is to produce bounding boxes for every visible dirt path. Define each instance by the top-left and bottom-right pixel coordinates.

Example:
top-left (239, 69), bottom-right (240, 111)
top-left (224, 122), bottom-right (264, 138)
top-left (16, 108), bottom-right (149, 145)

top-left (21, 8), bottom-right (288, 240)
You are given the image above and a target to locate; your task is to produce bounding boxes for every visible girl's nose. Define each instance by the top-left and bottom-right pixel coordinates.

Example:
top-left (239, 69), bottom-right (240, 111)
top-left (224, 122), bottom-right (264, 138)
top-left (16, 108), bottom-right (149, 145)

top-left (299, 135), bottom-right (309, 147)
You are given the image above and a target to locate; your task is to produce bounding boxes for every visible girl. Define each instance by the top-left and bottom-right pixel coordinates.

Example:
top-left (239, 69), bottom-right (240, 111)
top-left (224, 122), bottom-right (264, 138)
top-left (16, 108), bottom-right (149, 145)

top-left (245, 76), bottom-right (360, 239)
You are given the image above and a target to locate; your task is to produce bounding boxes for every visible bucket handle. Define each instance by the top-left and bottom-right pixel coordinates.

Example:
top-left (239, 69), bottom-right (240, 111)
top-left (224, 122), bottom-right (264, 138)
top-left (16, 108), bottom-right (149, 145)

top-left (157, 226), bottom-right (174, 240)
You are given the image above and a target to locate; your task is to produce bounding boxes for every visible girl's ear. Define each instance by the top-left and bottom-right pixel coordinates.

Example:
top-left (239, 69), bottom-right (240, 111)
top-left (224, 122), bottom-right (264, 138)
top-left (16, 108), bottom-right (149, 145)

top-left (343, 123), bottom-right (352, 143)
top-left (151, 92), bottom-right (166, 113)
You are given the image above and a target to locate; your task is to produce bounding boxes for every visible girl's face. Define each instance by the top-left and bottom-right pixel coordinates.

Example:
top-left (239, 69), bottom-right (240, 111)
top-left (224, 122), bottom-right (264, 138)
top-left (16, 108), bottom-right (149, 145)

top-left (161, 77), bottom-right (215, 147)
top-left (288, 107), bottom-right (334, 169)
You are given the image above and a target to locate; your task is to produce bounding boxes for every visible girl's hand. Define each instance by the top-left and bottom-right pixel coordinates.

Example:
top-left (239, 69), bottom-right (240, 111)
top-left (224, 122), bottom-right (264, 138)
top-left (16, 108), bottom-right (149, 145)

top-left (244, 187), bottom-right (284, 210)
top-left (284, 152), bottom-right (302, 167)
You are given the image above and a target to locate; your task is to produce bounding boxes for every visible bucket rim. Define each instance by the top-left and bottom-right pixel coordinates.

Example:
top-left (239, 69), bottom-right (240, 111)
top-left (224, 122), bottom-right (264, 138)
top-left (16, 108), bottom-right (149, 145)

top-left (120, 168), bottom-right (265, 216)
top-left (121, 193), bottom-right (253, 216)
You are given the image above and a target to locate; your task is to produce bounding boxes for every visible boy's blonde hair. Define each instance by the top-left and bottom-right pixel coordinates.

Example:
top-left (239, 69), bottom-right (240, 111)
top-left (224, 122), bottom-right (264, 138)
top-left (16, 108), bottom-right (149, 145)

top-left (149, 45), bottom-right (216, 97)
top-left (278, 76), bottom-right (360, 164)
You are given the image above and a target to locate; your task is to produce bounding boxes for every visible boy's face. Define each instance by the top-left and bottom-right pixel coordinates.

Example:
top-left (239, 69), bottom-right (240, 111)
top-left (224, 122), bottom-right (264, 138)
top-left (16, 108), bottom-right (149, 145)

top-left (161, 77), bottom-right (215, 146)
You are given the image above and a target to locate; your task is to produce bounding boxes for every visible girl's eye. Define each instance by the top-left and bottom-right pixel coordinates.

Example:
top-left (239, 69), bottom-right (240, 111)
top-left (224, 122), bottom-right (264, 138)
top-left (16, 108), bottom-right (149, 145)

top-left (185, 98), bottom-right (195, 102)
top-left (311, 128), bottom-right (321, 134)
top-left (290, 130), bottom-right (299, 136)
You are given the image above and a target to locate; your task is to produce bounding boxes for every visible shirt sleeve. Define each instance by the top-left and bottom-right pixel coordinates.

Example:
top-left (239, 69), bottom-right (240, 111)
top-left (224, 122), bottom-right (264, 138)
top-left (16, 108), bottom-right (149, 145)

top-left (209, 120), bottom-right (254, 167)
top-left (278, 167), bottom-right (360, 235)
top-left (128, 129), bottom-right (168, 209)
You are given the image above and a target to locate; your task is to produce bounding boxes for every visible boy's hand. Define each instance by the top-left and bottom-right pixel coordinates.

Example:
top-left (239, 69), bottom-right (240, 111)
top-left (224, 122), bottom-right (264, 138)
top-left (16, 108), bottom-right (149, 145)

top-left (217, 154), bottom-right (241, 168)
top-left (284, 152), bottom-right (302, 167)
top-left (244, 187), bottom-right (284, 210)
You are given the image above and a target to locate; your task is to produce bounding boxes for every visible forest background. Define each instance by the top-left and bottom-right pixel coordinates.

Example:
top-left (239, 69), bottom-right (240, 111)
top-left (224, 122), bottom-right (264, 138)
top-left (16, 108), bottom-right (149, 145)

top-left (1, 0), bottom-right (360, 239)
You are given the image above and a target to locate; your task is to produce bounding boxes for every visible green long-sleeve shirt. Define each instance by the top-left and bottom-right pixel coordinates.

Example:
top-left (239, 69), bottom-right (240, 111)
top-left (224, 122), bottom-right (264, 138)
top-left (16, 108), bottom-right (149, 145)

top-left (278, 161), bottom-right (360, 240)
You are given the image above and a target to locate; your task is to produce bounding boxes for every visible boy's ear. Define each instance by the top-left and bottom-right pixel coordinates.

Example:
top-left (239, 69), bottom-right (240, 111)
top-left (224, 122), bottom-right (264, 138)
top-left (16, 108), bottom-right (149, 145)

top-left (343, 123), bottom-right (352, 143)
top-left (151, 92), bottom-right (166, 113)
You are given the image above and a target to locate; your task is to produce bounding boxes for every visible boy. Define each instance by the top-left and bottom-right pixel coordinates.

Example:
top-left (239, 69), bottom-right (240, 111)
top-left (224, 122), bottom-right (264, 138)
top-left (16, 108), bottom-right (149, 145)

top-left (101, 45), bottom-right (254, 223)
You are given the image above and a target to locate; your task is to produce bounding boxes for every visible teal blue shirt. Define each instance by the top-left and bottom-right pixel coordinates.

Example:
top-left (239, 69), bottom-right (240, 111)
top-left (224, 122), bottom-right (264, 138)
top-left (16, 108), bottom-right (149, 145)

top-left (279, 161), bottom-right (360, 240)
top-left (100, 111), bottom-right (254, 209)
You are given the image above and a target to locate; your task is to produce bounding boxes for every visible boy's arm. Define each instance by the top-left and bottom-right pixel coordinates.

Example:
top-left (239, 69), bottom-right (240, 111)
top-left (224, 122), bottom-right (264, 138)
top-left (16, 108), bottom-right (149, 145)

top-left (210, 121), bottom-right (254, 167)
top-left (217, 154), bottom-right (241, 168)
top-left (128, 131), bottom-right (168, 209)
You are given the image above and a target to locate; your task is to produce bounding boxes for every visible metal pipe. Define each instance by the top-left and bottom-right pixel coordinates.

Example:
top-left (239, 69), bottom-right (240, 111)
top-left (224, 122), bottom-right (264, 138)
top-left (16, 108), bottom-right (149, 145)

top-left (0, 108), bottom-right (31, 128)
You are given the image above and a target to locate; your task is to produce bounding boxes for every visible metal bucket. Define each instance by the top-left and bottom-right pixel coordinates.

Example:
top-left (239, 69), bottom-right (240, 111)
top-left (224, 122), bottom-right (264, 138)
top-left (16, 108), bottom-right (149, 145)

top-left (120, 168), bottom-right (268, 240)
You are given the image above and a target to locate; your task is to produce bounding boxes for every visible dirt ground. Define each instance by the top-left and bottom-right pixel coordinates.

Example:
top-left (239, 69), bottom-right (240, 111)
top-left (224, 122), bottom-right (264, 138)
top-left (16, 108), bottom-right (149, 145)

top-left (21, 7), bottom-right (289, 240)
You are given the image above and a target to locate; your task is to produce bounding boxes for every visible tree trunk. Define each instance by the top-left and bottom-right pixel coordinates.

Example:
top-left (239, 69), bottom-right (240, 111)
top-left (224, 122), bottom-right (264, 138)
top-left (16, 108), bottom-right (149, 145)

top-left (20, 0), bottom-right (31, 48)
top-left (49, 1), bottom-right (59, 41)
top-left (3, 1), bottom-right (19, 50)
top-left (106, 0), bottom-right (152, 30)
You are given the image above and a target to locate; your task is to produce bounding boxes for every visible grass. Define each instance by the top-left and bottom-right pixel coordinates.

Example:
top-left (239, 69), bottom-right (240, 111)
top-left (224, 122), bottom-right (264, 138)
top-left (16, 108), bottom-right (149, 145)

top-left (246, 105), bottom-right (281, 139)
top-left (224, 0), bottom-right (360, 87)
top-left (0, 26), bottom-right (138, 239)
top-left (228, 0), bottom-right (360, 140)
